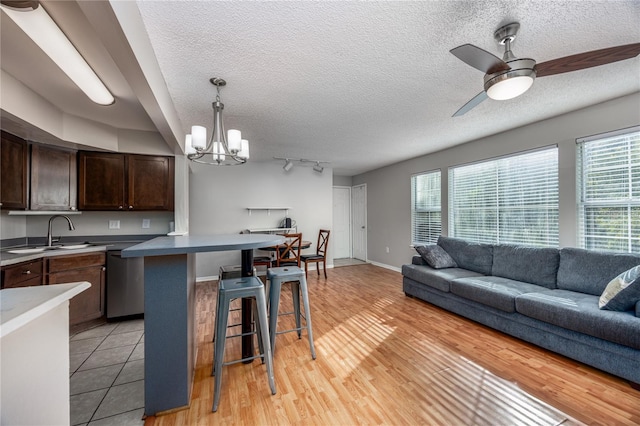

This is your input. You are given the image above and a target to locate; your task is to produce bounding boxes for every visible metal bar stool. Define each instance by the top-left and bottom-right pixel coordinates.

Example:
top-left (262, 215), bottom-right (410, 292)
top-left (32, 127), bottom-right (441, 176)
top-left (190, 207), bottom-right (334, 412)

top-left (266, 266), bottom-right (316, 359)
top-left (211, 276), bottom-right (276, 412)
top-left (211, 265), bottom-right (256, 343)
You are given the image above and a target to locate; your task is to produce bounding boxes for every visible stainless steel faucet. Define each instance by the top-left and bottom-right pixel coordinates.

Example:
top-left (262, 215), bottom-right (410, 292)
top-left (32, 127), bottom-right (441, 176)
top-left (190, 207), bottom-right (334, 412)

top-left (47, 215), bottom-right (76, 246)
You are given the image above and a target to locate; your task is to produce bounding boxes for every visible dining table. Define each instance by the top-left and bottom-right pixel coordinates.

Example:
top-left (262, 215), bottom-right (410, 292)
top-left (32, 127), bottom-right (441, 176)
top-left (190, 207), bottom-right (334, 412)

top-left (260, 240), bottom-right (312, 251)
top-left (122, 233), bottom-right (285, 416)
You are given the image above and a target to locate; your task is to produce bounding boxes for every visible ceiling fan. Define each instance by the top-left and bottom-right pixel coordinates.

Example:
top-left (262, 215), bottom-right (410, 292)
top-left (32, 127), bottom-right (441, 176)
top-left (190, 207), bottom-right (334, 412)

top-left (450, 22), bottom-right (640, 117)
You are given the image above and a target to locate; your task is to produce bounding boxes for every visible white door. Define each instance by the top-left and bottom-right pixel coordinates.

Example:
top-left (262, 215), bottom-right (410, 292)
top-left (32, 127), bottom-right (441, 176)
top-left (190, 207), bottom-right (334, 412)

top-left (332, 187), bottom-right (351, 259)
top-left (352, 184), bottom-right (367, 261)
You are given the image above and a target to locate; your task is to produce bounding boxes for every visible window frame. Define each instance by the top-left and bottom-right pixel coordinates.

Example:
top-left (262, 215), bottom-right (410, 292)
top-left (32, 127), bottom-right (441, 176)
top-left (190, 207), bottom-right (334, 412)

top-left (411, 169), bottom-right (442, 245)
top-left (448, 146), bottom-right (559, 247)
top-left (576, 126), bottom-right (640, 253)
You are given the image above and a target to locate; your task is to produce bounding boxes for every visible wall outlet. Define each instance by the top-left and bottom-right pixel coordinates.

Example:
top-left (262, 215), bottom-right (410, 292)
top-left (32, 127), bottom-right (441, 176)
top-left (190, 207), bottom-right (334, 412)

top-left (385, 246), bottom-right (390, 253)
top-left (109, 220), bottom-right (120, 230)
top-left (142, 219), bottom-right (151, 229)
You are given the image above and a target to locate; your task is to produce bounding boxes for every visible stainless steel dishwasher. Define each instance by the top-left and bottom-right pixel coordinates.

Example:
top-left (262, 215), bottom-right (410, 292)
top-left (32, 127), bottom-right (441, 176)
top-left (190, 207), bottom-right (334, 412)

top-left (106, 248), bottom-right (144, 319)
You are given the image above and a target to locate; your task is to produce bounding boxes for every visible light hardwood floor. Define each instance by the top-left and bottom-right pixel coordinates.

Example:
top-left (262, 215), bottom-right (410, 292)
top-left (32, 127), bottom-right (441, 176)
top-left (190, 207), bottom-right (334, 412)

top-left (146, 265), bottom-right (640, 425)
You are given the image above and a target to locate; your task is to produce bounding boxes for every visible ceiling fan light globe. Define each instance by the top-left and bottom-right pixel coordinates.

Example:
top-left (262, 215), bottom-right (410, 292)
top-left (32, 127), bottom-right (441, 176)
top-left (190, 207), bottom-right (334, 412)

top-left (484, 58), bottom-right (536, 101)
top-left (486, 75), bottom-right (534, 100)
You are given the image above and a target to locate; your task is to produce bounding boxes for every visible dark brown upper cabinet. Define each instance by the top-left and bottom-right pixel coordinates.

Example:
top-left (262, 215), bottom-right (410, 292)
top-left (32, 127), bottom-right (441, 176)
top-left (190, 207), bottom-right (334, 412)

top-left (78, 151), bottom-right (174, 211)
top-left (30, 144), bottom-right (77, 211)
top-left (1, 131), bottom-right (28, 210)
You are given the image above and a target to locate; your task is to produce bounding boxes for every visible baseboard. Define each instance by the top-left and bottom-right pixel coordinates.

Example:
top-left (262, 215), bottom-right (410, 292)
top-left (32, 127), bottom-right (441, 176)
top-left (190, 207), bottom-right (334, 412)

top-left (368, 261), bottom-right (401, 273)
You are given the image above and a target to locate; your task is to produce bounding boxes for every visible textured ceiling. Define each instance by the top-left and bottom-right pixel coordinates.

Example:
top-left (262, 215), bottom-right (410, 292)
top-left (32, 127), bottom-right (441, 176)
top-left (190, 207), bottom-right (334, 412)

top-left (1, 1), bottom-right (639, 176)
top-left (135, 0), bottom-right (640, 175)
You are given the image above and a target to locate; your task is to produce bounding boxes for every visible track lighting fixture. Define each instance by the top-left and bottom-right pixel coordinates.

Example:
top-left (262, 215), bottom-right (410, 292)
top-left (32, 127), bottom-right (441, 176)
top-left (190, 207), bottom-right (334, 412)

top-left (274, 157), bottom-right (330, 174)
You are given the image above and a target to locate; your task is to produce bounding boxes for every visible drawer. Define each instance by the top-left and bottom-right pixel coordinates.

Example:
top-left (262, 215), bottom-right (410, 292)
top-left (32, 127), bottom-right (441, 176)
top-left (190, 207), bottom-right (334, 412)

top-left (48, 252), bottom-right (106, 272)
top-left (2, 259), bottom-right (44, 288)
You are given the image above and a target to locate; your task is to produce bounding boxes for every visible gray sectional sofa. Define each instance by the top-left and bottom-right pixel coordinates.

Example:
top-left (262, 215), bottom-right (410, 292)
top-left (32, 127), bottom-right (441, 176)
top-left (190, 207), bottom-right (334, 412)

top-left (402, 236), bottom-right (640, 386)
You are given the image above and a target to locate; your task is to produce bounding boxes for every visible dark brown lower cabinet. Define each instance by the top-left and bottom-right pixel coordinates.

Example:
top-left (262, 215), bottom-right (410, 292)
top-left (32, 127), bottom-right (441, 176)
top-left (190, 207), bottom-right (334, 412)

top-left (47, 253), bottom-right (106, 326)
top-left (1, 259), bottom-right (44, 288)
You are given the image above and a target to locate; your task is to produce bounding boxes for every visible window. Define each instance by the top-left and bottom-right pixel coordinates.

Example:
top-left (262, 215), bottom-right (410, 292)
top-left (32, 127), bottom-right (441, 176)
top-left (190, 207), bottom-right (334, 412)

top-left (411, 170), bottom-right (441, 244)
top-left (449, 147), bottom-right (559, 246)
top-left (577, 127), bottom-right (640, 253)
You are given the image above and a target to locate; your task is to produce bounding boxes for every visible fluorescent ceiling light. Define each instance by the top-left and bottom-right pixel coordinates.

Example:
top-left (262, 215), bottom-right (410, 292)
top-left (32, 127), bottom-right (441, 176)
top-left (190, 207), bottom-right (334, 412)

top-left (1, 2), bottom-right (115, 105)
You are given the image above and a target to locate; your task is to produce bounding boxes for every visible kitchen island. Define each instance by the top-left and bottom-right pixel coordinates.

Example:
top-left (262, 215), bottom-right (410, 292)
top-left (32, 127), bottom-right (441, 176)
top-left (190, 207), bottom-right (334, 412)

top-left (122, 233), bottom-right (284, 416)
top-left (1, 282), bottom-right (90, 425)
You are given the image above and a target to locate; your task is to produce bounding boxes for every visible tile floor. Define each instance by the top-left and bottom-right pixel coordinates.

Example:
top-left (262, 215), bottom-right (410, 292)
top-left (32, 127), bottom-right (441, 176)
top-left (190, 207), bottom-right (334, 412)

top-left (69, 319), bottom-right (145, 426)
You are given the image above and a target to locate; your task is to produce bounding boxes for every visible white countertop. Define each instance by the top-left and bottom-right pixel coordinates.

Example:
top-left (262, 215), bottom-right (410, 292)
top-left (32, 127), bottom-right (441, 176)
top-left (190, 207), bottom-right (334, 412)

top-left (0, 282), bottom-right (90, 338)
top-left (0, 245), bottom-right (109, 267)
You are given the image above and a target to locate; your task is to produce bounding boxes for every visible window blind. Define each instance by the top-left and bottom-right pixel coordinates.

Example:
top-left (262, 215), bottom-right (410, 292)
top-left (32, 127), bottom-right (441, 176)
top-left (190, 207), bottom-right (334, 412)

top-left (411, 170), bottom-right (441, 244)
top-left (449, 147), bottom-right (559, 246)
top-left (577, 127), bottom-right (640, 253)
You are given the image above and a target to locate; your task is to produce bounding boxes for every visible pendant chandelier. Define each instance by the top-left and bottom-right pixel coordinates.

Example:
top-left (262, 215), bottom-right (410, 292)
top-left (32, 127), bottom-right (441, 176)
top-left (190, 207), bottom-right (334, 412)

top-left (185, 78), bottom-right (249, 165)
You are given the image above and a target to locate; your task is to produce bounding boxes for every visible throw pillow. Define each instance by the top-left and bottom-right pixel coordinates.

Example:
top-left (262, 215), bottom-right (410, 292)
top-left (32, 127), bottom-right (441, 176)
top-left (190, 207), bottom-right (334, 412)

top-left (415, 244), bottom-right (457, 269)
top-left (599, 264), bottom-right (640, 311)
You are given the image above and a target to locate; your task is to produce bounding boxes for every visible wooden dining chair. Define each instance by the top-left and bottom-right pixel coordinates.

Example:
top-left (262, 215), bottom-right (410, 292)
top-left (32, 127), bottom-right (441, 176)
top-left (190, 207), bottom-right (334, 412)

top-left (275, 233), bottom-right (302, 267)
top-left (301, 229), bottom-right (330, 279)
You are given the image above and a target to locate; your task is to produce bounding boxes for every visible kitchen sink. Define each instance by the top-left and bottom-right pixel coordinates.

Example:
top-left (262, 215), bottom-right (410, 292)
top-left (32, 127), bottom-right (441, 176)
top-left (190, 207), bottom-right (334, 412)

top-left (7, 247), bottom-right (49, 254)
top-left (58, 244), bottom-right (91, 249)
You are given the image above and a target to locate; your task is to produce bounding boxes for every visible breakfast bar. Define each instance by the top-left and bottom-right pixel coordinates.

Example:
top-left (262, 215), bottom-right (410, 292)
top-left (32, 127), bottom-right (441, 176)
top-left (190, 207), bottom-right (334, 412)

top-left (122, 233), bottom-right (284, 416)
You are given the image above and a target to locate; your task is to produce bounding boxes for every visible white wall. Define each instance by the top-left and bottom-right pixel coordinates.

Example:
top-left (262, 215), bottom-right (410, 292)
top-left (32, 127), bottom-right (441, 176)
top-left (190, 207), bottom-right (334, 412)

top-left (189, 161), bottom-right (333, 279)
top-left (353, 93), bottom-right (640, 269)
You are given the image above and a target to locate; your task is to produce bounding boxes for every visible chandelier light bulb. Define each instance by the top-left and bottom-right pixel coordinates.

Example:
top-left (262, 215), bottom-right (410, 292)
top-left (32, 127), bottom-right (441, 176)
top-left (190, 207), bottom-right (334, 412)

top-left (227, 129), bottom-right (242, 152)
top-left (191, 125), bottom-right (207, 149)
top-left (239, 139), bottom-right (250, 159)
top-left (213, 141), bottom-right (226, 162)
top-left (185, 134), bottom-right (196, 155)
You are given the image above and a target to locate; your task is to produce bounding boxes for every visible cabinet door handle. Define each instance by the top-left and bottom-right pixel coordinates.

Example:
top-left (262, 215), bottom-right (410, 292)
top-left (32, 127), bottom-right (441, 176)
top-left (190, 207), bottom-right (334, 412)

top-left (22, 270), bottom-right (32, 275)
top-left (129, 205), bottom-right (133, 209)
top-left (102, 267), bottom-right (106, 272)
top-left (119, 206), bottom-right (123, 210)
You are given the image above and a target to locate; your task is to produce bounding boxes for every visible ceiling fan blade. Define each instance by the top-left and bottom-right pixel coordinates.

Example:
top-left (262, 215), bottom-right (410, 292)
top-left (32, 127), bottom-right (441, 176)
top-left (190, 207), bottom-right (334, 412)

top-left (452, 91), bottom-right (488, 117)
top-left (536, 43), bottom-right (640, 77)
top-left (450, 44), bottom-right (511, 74)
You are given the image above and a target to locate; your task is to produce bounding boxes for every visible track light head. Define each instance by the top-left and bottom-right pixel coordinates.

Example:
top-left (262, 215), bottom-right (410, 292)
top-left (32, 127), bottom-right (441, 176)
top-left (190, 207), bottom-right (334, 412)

top-left (283, 159), bottom-right (293, 172)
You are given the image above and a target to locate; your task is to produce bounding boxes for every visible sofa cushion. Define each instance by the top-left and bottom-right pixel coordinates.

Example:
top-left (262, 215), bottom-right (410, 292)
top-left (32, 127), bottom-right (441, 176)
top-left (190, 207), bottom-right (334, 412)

top-left (491, 244), bottom-right (559, 289)
top-left (557, 248), bottom-right (640, 296)
top-left (437, 236), bottom-right (493, 275)
top-left (451, 276), bottom-right (550, 313)
top-left (599, 265), bottom-right (640, 311)
top-left (415, 244), bottom-right (457, 269)
top-left (515, 289), bottom-right (640, 350)
top-left (411, 255), bottom-right (425, 265)
top-left (637, 301), bottom-right (640, 318)
top-left (401, 264), bottom-right (484, 293)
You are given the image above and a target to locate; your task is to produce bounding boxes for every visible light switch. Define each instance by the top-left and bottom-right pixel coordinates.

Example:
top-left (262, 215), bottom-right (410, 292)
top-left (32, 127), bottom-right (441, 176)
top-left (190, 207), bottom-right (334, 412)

top-left (109, 220), bottom-right (120, 229)
top-left (142, 219), bottom-right (151, 229)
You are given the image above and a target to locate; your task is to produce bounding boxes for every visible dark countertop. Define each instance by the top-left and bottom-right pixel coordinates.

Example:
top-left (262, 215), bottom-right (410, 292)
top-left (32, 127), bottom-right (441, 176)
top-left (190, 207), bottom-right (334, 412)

top-left (122, 234), bottom-right (286, 258)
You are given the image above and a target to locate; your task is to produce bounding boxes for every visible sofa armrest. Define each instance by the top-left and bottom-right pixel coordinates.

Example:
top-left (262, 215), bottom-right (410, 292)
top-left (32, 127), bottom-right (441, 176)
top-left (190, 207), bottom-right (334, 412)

top-left (411, 255), bottom-right (427, 266)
